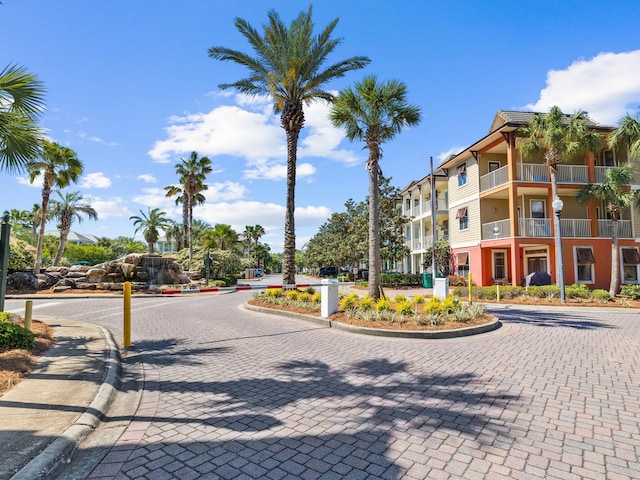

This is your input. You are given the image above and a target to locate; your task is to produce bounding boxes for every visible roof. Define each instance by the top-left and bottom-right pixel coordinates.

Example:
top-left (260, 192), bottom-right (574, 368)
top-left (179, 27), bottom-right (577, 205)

top-left (44, 230), bottom-right (99, 244)
top-left (490, 110), bottom-right (607, 133)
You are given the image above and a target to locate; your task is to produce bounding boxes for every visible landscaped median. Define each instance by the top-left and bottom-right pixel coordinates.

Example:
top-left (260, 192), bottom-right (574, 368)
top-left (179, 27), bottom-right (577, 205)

top-left (245, 287), bottom-right (501, 339)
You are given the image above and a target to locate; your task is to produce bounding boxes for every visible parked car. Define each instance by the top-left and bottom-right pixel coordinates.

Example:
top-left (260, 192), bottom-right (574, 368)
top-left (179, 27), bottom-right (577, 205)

top-left (255, 268), bottom-right (263, 277)
top-left (318, 266), bottom-right (339, 277)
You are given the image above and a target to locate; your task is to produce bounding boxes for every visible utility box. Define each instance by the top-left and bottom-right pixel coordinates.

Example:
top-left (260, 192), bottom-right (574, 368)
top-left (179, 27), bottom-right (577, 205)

top-left (433, 277), bottom-right (449, 298)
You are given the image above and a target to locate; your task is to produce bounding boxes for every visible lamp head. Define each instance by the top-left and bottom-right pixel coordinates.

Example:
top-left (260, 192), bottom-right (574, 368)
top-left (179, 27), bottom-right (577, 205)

top-left (552, 197), bottom-right (564, 213)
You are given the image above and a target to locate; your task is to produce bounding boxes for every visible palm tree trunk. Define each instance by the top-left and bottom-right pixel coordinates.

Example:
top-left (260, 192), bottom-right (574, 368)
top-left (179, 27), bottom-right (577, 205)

top-left (548, 163), bottom-right (563, 290)
top-left (53, 228), bottom-right (69, 266)
top-left (33, 185), bottom-right (51, 273)
top-left (188, 195), bottom-right (193, 270)
top-left (610, 218), bottom-right (620, 297)
top-left (282, 127), bottom-right (301, 286)
top-left (368, 154), bottom-right (381, 299)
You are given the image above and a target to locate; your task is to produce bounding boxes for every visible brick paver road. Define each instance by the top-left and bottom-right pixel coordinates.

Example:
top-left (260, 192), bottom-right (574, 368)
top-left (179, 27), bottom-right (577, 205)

top-left (86, 294), bottom-right (639, 479)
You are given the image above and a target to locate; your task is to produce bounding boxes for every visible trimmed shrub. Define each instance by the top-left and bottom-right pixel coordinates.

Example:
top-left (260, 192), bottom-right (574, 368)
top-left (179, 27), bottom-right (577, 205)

top-left (619, 284), bottom-right (640, 299)
top-left (0, 322), bottom-right (36, 351)
top-left (380, 273), bottom-right (421, 288)
top-left (358, 295), bottom-right (375, 311)
top-left (565, 283), bottom-right (590, 299)
top-left (412, 295), bottom-right (426, 304)
top-left (375, 297), bottom-right (392, 312)
top-left (590, 289), bottom-right (611, 303)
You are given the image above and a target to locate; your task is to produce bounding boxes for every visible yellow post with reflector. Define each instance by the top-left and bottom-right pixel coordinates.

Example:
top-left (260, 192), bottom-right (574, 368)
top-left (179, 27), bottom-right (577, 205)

top-left (124, 281), bottom-right (131, 348)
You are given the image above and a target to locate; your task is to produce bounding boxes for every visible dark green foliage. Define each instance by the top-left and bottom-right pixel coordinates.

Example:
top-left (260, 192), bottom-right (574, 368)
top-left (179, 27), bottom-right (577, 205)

top-left (0, 321), bottom-right (36, 351)
top-left (565, 283), bottom-right (590, 299)
top-left (8, 239), bottom-right (35, 271)
top-left (590, 289), bottom-right (611, 302)
top-left (380, 273), bottom-right (421, 287)
top-left (620, 284), bottom-right (640, 299)
top-left (63, 244), bottom-right (111, 265)
top-left (422, 239), bottom-right (451, 276)
top-left (525, 285), bottom-right (561, 298)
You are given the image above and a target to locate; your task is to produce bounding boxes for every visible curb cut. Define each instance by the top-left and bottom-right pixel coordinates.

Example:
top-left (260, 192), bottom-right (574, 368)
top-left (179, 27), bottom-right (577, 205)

top-left (11, 326), bottom-right (121, 480)
top-left (241, 304), bottom-right (501, 339)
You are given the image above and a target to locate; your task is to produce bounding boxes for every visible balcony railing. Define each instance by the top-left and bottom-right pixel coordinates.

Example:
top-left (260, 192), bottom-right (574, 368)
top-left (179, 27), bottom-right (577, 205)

top-left (559, 219), bottom-right (591, 237)
top-left (557, 165), bottom-right (588, 183)
top-left (519, 218), bottom-right (552, 237)
top-left (517, 163), bottom-right (588, 184)
top-left (481, 218), bottom-right (511, 240)
top-left (480, 165), bottom-right (509, 192)
top-left (598, 219), bottom-right (632, 238)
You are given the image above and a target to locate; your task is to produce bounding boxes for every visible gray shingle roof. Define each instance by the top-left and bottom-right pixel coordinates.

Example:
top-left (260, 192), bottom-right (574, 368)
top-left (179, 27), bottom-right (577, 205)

top-left (490, 110), bottom-right (607, 133)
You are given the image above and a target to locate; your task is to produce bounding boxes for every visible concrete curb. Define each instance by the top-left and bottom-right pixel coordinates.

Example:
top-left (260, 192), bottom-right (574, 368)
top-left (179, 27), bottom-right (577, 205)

top-left (241, 303), bottom-right (501, 339)
top-left (11, 326), bottom-right (121, 480)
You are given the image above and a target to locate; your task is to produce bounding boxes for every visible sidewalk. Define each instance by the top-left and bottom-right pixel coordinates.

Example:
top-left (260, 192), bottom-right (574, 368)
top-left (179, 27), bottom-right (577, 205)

top-left (0, 319), bottom-right (123, 480)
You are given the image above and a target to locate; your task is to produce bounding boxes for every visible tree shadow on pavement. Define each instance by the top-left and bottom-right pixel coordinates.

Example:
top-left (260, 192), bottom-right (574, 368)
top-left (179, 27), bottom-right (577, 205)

top-left (486, 306), bottom-right (619, 329)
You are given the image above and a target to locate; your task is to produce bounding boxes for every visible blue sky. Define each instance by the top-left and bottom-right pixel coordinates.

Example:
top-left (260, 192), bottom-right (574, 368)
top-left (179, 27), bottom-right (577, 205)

top-left (2, 1), bottom-right (639, 252)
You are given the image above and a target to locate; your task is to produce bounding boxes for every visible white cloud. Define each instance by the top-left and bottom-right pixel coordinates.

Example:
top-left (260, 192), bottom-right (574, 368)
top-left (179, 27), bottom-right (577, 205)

top-left (148, 102), bottom-right (285, 163)
top-left (82, 195), bottom-right (134, 219)
top-left (16, 175), bottom-right (41, 187)
top-left (148, 92), bottom-right (363, 178)
top-left (204, 181), bottom-right (247, 202)
top-left (298, 100), bottom-right (362, 166)
top-left (131, 188), bottom-right (181, 217)
top-left (525, 50), bottom-right (640, 125)
top-left (243, 159), bottom-right (316, 181)
top-left (437, 146), bottom-right (465, 162)
top-left (78, 172), bottom-right (111, 189)
top-left (137, 174), bottom-right (157, 183)
top-left (195, 201), bottom-right (331, 234)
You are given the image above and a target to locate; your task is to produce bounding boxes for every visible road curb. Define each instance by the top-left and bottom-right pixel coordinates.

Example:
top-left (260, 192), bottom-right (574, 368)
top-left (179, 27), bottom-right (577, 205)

top-left (11, 325), bottom-right (121, 480)
top-left (241, 303), bottom-right (501, 339)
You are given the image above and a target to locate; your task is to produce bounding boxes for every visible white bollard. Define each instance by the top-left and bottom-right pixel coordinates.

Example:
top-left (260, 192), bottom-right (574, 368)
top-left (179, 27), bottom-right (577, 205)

top-left (433, 277), bottom-right (450, 299)
top-left (321, 279), bottom-right (339, 318)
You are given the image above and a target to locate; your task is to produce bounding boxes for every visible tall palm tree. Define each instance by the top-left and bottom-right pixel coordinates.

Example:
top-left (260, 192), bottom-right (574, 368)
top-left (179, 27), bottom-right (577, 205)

top-left (252, 242), bottom-right (271, 270)
top-left (609, 111), bottom-right (640, 161)
top-left (164, 151), bottom-right (212, 267)
top-left (27, 140), bottom-right (83, 272)
top-left (129, 208), bottom-right (171, 254)
top-left (49, 191), bottom-right (98, 266)
top-left (330, 76), bottom-right (421, 298)
top-left (0, 64), bottom-right (46, 172)
top-left (242, 225), bottom-right (255, 252)
top-left (519, 106), bottom-right (603, 200)
top-left (209, 6), bottom-right (370, 285)
top-left (251, 224), bottom-right (265, 248)
top-left (577, 165), bottom-right (640, 296)
top-left (519, 106), bottom-right (603, 292)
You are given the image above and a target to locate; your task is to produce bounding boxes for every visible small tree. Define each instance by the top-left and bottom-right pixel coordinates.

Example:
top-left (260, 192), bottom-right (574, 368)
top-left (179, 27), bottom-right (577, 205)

top-left (422, 239), bottom-right (451, 277)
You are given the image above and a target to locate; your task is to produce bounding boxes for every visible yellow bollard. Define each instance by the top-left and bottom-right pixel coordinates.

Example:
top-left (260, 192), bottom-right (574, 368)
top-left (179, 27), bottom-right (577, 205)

top-left (496, 283), bottom-right (500, 303)
top-left (468, 272), bottom-right (472, 303)
top-left (124, 281), bottom-right (131, 348)
top-left (24, 300), bottom-right (33, 331)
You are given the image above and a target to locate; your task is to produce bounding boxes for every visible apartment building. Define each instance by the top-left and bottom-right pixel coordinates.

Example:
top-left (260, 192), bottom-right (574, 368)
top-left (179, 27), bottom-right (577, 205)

top-left (400, 111), bottom-right (640, 290)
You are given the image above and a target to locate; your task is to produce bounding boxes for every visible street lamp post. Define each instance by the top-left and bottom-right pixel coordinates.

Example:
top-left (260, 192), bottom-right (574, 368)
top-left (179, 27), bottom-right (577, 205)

top-left (552, 196), bottom-right (566, 303)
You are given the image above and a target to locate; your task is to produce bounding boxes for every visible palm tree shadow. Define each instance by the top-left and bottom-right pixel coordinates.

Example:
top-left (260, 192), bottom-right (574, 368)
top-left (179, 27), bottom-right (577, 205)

top-left (487, 306), bottom-right (618, 329)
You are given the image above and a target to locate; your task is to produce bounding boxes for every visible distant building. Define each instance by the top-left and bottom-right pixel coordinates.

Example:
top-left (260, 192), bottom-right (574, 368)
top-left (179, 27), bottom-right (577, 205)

top-left (45, 230), bottom-right (99, 246)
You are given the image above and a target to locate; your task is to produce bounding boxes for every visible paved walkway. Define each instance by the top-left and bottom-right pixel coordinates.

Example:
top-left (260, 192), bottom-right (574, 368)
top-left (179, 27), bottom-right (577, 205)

top-left (87, 297), bottom-right (639, 480)
top-left (5, 290), bottom-right (640, 479)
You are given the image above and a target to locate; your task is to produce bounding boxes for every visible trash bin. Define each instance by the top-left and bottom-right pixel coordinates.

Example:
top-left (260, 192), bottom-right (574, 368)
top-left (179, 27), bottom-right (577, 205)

top-left (421, 273), bottom-right (433, 288)
top-left (362, 271), bottom-right (369, 281)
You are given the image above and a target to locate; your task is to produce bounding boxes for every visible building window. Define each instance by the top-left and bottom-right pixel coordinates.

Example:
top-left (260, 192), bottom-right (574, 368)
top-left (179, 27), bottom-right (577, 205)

top-left (456, 251), bottom-right (469, 277)
top-left (405, 198), bottom-right (410, 211)
top-left (575, 247), bottom-right (595, 283)
top-left (602, 150), bottom-right (615, 166)
top-left (622, 247), bottom-right (640, 283)
top-left (493, 250), bottom-right (506, 280)
top-left (488, 161), bottom-right (500, 172)
top-left (531, 200), bottom-right (546, 219)
top-left (457, 163), bottom-right (467, 187)
top-left (456, 207), bottom-right (468, 230)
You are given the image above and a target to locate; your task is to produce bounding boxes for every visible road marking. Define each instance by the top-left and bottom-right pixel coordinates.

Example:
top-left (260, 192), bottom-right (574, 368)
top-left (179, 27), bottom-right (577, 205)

top-left (8, 302), bottom-right (61, 313)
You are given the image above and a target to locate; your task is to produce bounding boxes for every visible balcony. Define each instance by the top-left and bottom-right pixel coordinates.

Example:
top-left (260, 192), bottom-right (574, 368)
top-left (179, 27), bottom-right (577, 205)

top-left (598, 219), bottom-right (632, 238)
top-left (517, 163), bottom-right (588, 184)
top-left (481, 218), bottom-right (510, 240)
top-left (480, 165), bottom-right (509, 192)
top-left (518, 218), bottom-right (551, 237)
top-left (559, 219), bottom-right (591, 237)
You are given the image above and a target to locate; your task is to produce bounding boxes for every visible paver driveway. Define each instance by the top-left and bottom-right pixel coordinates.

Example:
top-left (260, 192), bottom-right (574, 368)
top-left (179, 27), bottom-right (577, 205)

top-left (88, 295), bottom-right (640, 479)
